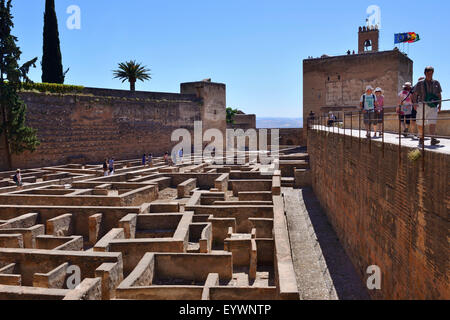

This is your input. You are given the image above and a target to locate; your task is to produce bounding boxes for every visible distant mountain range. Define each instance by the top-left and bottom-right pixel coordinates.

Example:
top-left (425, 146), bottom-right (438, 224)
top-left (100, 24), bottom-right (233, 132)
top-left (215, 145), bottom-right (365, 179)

top-left (256, 117), bottom-right (302, 129)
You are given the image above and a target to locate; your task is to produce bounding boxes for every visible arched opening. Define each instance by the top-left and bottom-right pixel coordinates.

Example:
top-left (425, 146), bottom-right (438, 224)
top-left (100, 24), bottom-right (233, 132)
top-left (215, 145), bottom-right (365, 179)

top-left (364, 39), bottom-right (373, 52)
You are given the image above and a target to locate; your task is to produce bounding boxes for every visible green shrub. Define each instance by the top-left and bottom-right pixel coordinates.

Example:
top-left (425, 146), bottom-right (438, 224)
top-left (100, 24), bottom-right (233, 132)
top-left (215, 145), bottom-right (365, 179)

top-left (408, 149), bottom-right (422, 162)
top-left (21, 82), bottom-right (84, 94)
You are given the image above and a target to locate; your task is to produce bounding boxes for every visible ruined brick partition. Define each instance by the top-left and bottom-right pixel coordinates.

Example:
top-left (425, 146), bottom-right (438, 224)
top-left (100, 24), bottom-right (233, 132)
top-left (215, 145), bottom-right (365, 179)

top-left (307, 130), bottom-right (449, 300)
top-left (0, 82), bottom-right (226, 171)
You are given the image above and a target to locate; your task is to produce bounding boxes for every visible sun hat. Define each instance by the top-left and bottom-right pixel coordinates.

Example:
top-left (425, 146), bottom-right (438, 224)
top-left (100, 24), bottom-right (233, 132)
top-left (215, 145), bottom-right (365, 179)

top-left (403, 82), bottom-right (412, 88)
top-left (366, 85), bottom-right (374, 91)
top-left (375, 87), bottom-right (383, 93)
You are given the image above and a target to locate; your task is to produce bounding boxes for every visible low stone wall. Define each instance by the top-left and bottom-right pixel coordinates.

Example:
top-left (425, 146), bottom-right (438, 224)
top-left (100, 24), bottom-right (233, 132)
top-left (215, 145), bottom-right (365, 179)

top-left (341, 109), bottom-right (450, 136)
top-left (307, 130), bottom-right (449, 299)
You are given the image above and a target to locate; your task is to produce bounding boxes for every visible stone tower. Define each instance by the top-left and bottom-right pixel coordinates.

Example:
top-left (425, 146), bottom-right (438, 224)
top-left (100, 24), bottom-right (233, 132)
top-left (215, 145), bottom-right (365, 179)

top-left (358, 26), bottom-right (379, 53)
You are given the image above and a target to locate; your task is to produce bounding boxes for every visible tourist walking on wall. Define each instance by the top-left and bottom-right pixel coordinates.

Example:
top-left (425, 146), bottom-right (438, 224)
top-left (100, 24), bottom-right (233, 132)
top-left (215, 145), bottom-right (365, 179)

top-left (398, 82), bottom-right (414, 138)
top-left (327, 111), bottom-right (337, 127)
top-left (360, 86), bottom-right (378, 138)
top-left (142, 154), bottom-right (147, 167)
top-left (13, 169), bottom-right (23, 189)
top-left (103, 159), bottom-right (109, 176)
top-left (374, 87), bottom-right (384, 137)
top-left (307, 110), bottom-right (316, 128)
top-left (411, 77), bottom-right (426, 140)
top-left (414, 67), bottom-right (442, 147)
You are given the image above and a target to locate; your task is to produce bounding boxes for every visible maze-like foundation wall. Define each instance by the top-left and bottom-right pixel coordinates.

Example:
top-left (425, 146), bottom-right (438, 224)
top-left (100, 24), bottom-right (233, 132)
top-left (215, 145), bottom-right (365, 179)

top-left (0, 153), bottom-right (307, 300)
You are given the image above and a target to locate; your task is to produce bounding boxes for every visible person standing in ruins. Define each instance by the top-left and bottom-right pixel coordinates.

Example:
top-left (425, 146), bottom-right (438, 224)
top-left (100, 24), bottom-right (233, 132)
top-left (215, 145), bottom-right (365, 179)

top-left (327, 111), bottom-right (337, 127)
top-left (103, 159), bottom-right (109, 176)
top-left (360, 86), bottom-right (378, 138)
top-left (148, 153), bottom-right (153, 167)
top-left (414, 67), bottom-right (442, 147)
top-left (374, 87), bottom-right (384, 138)
top-left (397, 82), bottom-right (414, 138)
top-left (108, 158), bottom-right (115, 175)
top-left (164, 152), bottom-right (170, 165)
top-left (142, 153), bottom-right (147, 167)
top-left (13, 169), bottom-right (23, 189)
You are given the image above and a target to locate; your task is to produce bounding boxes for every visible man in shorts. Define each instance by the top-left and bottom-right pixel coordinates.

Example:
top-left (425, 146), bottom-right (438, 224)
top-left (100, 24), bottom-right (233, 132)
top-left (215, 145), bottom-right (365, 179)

top-left (413, 66), bottom-right (442, 147)
top-left (360, 86), bottom-right (378, 138)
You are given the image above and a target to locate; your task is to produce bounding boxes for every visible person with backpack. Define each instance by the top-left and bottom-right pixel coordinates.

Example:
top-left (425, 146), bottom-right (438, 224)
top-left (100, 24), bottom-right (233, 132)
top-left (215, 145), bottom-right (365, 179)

top-left (360, 86), bottom-right (378, 138)
top-left (413, 66), bottom-right (442, 147)
top-left (397, 82), bottom-right (414, 138)
top-left (13, 169), bottom-right (23, 188)
top-left (142, 153), bottom-right (147, 167)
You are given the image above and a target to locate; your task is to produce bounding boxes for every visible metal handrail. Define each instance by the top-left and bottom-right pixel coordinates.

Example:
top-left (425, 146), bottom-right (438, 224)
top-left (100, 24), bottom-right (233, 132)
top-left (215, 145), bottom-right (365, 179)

top-left (306, 99), bottom-right (449, 172)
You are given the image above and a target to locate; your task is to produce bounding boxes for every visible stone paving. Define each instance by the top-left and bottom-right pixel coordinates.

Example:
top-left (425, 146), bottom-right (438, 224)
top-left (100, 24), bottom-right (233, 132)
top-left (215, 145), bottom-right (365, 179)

top-left (311, 125), bottom-right (450, 155)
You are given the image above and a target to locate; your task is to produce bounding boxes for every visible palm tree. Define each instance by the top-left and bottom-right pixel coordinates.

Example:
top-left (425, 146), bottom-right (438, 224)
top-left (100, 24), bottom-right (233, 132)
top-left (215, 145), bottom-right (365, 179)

top-left (113, 60), bottom-right (151, 91)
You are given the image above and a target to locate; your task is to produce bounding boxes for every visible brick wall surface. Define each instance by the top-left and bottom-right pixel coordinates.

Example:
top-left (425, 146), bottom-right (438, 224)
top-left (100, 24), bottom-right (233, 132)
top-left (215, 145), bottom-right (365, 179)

top-left (308, 130), bottom-right (449, 299)
top-left (1, 91), bottom-right (203, 170)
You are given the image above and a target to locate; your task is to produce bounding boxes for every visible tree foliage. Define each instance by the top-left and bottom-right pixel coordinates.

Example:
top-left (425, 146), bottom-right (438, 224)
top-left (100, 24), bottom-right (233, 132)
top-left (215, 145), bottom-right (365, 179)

top-left (226, 107), bottom-right (239, 124)
top-left (113, 60), bottom-right (151, 91)
top-left (42, 0), bottom-right (67, 83)
top-left (0, 0), bottom-right (40, 169)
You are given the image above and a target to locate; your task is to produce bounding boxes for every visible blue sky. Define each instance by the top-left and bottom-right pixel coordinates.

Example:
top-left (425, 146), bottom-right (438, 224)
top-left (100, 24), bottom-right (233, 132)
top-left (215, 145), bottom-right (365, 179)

top-left (10, 0), bottom-right (450, 117)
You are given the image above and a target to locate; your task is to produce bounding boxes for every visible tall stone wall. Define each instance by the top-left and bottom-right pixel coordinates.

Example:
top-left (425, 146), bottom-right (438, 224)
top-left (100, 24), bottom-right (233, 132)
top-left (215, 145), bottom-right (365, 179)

top-left (308, 130), bottom-right (449, 300)
top-left (181, 81), bottom-right (227, 141)
top-left (0, 87), bottom-right (211, 170)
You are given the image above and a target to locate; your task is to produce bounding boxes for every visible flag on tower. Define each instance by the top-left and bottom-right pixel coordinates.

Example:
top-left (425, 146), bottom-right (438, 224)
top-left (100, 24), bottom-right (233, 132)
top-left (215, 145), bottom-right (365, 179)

top-left (395, 32), bottom-right (420, 44)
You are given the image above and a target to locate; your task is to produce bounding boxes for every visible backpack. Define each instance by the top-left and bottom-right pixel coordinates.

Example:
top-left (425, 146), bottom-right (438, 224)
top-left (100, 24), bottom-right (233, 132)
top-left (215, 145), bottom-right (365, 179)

top-left (424, 81), bottom-right (439, 108)
top-left (13, 174), bottom-right (18, 183)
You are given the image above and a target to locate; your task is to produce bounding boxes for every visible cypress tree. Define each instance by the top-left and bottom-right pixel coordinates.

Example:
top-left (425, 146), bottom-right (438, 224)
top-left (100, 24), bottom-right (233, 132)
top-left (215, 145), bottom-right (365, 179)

top-left (0, 0), bottom-right (40, 169)
top-left (42, 0), bottom-right (64, 83)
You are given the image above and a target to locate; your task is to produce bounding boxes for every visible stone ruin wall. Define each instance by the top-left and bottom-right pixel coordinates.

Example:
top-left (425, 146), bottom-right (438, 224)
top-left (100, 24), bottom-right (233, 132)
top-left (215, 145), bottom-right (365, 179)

top-left (0, 82), bottom-right (227, 171)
